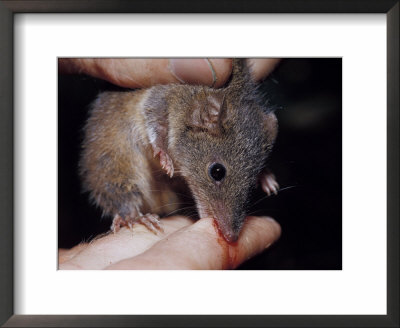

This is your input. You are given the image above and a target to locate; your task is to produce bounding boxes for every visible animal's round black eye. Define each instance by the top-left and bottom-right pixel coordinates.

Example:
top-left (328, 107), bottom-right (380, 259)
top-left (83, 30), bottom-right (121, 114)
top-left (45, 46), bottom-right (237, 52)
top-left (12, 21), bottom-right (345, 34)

top-left (208, 163), bottom-right (226, 182)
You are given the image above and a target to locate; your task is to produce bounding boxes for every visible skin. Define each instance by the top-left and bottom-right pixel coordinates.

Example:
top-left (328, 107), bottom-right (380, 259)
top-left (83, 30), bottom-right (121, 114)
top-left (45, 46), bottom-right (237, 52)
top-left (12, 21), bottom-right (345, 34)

top-left (59, 216), bottom-right (281, 270)
top-left (58, 58), bottom-right (281, 88)
top-left (58, 58), bottom-right (282, 269)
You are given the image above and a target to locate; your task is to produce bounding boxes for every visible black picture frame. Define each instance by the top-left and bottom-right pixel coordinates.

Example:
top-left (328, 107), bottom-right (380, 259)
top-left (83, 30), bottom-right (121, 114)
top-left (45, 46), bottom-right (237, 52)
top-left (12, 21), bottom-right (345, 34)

top-left (0, 1), bottom-right (398, 327)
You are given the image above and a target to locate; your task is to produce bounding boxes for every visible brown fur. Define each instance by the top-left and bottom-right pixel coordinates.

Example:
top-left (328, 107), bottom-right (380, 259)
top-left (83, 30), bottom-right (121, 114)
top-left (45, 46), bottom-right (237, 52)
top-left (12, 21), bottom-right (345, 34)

top-left (79, 58), bottom-right (278, 241)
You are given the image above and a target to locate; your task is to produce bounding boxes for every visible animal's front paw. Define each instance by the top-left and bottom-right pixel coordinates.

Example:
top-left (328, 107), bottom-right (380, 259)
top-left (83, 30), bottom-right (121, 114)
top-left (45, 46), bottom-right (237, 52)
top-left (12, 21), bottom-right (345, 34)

top-left (159, 151), bottom-right (174, 178)
top-left (111, 213), bottom-right (164, 234)
top-left (259, 170), bottom-right (279, 196)
top-left (153, 146), bottom-right (174, 178)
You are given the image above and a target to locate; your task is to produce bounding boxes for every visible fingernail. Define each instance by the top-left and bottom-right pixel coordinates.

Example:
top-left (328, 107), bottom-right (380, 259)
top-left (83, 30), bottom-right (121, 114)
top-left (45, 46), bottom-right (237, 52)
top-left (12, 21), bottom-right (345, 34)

top-left (264, 242), bottom-right (272, 249)
top-left (265, 217), bottom-right (277, 223)
top-left (169, 59), bottom-right (216, 86)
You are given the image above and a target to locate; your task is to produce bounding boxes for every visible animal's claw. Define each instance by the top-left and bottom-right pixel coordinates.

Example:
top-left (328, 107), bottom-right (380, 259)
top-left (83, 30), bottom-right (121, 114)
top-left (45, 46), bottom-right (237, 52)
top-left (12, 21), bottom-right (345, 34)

top-left (111, 213), bottom-right (164, 234)
top-left (260, 170), bottom-right (279, 196)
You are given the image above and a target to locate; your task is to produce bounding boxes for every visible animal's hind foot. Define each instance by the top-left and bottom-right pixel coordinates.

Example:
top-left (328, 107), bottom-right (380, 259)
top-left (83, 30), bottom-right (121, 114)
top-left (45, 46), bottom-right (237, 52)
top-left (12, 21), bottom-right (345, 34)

top-left (259, 170), bottom-right (279, 196)
top-left (111, 213), bottom-right (164, 234)
top-left (135, 213), bottom-right (164, 234)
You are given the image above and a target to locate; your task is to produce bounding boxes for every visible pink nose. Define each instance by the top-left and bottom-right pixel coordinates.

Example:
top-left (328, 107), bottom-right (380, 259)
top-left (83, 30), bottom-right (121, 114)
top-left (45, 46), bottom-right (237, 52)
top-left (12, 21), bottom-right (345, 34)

top-left (211, 217), bottom-right (239, 243)
top-left (221, 229), bottom-right (239, 243)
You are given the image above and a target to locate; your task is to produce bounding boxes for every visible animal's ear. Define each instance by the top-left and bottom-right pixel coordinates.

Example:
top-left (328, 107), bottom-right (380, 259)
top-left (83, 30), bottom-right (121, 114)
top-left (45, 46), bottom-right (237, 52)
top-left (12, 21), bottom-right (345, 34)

top-left (142, 86), bottom-right (174, 177)
top-left (262, 111), bottom-right (278, 147)
top-left (186, 92), bottom-right (227, 135)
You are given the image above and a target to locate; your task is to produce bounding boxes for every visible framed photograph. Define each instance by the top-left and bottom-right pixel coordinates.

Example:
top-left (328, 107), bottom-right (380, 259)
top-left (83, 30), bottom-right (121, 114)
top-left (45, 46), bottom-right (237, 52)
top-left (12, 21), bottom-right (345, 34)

top-left (1, 1), bottom-right (398, 327)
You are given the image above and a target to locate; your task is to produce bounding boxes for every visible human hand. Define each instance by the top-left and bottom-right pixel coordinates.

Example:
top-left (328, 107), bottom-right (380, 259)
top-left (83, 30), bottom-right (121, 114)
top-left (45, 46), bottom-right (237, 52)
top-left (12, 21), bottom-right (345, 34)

top-left (58, 58), bottom-right (281, 88)
top-left (58, 216), bottom-right (281, 270)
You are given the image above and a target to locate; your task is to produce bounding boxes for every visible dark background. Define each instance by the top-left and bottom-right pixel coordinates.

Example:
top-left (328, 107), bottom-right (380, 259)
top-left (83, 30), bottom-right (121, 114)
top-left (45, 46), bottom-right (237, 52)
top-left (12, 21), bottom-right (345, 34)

top-left (58, 58), bottom-right (342, 270)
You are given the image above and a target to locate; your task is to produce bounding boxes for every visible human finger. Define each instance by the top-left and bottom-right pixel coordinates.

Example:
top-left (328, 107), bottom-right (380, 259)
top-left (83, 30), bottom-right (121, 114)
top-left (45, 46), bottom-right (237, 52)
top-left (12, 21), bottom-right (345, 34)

top-left (58, 58), bottom-right (233, 88)
top-left (105, 216), bottom-right (281, 270)
top-left (58, 243), bottom-right (87, 265)
top-left (58, 216), bottom-right (194, 270)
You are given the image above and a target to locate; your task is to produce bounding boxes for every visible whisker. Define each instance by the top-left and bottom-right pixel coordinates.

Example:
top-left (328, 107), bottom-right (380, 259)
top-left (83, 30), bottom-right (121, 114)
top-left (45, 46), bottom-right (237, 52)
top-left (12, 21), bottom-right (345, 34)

top-left (250, 185), bottom-right (298, 208)
top-left (251, 194), bottom-right (271, 207)
top-left (178, 210), bottom-right (199, 220)
top-left (152, 202), bottom-right (193, 210)
top-left (171, 193), bottom-right (193, 200)
top-left (165, 206), bottom-right (196, 217)
top-left (144, 189), bottom-right (193, 200)
top-left (246, 207), bottom-right (282, 216)
top-left (278, 185), bottom-right (297, 192)
top-left (246, 209), bottom-right (265, 216)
